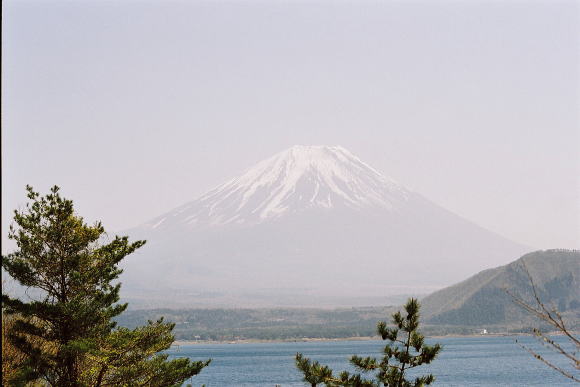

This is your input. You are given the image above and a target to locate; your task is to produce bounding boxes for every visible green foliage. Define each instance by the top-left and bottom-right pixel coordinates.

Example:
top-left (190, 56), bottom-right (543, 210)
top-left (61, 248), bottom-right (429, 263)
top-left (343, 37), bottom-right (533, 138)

top-left (295, 299), bottom-right (441, 387)
top-left (2, 186), bottom-right (209, 386)
top-left (83, 317), bottom-right (210, 386)
top-left (295, 353), bottom-right (333, 387)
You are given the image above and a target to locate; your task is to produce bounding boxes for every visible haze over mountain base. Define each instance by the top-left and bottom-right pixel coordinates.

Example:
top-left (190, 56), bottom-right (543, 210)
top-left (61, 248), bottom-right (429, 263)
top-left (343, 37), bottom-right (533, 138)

top-left (116, 250), bottom-right (580, 341)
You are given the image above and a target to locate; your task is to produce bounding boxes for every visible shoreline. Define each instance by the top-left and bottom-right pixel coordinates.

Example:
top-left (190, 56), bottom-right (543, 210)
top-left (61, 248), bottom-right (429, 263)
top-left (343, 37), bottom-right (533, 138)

top-left (174, 332), bottom-right (529, 346)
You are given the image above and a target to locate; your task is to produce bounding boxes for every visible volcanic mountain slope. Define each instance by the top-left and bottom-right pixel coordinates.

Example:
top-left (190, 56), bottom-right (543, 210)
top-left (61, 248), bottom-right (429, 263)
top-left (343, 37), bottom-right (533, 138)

top-left (421, 249), bottom-right (580, 327)
top-left (121, 145), bottom-right (529, 307)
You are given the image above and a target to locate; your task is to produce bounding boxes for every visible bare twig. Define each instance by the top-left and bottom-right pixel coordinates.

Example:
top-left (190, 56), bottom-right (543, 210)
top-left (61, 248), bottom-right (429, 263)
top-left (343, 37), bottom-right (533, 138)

top-left (515, 339), bottom-right (580, 382)
top-left (505, 258), bottom-right (580, 382)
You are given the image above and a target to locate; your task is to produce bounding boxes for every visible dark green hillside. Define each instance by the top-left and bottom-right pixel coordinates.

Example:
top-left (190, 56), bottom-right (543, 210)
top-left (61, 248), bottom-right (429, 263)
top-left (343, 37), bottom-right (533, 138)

top-left (421, 249), bottom-right (580, 328)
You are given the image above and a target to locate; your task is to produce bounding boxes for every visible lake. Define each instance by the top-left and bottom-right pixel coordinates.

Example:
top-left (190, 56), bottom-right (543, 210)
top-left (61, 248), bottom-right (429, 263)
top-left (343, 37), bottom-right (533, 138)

top-left (171, 335), bottom-right (578, 386)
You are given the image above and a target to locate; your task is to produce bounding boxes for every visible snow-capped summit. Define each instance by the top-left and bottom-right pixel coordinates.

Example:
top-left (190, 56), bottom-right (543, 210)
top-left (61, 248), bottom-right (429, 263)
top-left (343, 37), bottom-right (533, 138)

top-left (144, 145), bottom-right (410, 229)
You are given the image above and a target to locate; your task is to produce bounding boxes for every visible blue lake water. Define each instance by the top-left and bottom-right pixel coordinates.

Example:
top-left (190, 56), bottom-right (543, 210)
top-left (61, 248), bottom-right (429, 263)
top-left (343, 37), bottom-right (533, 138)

top-left (171, 335), bottom-right (578, 386)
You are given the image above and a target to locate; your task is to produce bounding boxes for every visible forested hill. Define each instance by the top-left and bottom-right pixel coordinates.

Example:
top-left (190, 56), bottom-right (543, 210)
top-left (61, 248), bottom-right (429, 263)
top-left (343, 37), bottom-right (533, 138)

top-left (421, 249), bottom-right (580, 328)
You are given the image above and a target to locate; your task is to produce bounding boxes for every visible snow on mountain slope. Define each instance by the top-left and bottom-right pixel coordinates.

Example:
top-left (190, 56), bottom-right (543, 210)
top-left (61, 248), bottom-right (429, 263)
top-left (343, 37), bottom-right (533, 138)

top-left (143, 145), bottom-right (411, 230)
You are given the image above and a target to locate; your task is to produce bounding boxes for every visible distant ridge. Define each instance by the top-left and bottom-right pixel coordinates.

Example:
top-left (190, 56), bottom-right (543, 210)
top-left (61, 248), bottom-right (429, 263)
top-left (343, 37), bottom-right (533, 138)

top-left (122, 145), bottom-right (529, 307)
top-left (421, 249), bottom-right (580, 327)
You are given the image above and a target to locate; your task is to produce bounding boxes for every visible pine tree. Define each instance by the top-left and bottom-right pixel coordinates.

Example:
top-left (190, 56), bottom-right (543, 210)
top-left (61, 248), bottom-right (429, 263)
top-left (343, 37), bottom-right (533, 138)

top-left (295, 298), bottom-right (441, 387)
top-left (2, 186), bottom-right (210, 386)
top-left (295, 353), bottom-right (333, 387)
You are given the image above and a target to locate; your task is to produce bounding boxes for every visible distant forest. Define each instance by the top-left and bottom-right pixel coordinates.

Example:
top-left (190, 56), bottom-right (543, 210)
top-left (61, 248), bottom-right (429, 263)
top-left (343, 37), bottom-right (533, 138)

top-left (115, 307), bottom-right (535, 341)
top-left (116, 307), bottom-right (392, 341)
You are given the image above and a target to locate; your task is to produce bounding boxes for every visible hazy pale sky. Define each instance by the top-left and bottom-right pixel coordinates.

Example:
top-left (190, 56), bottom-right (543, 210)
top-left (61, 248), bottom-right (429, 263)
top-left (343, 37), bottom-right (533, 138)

top-left (2, 0), bottom-right (579, 251)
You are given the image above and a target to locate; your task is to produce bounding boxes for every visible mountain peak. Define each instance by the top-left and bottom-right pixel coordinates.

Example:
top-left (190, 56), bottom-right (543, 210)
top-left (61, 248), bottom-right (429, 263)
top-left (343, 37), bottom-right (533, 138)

top-left (284, 144), bottom-right (349, 157)
top-left (144, 145), bottom-right (411, 229)
top-left (127, 146), bottom-right (529, 304)
top-left (274, 145), bottom-right (379, 177)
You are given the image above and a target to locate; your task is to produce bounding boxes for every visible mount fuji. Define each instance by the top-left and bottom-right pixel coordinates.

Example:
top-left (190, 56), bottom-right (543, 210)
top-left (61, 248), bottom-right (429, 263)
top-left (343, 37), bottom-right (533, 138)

top-left (121, 145), bottom-right (529, 307)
